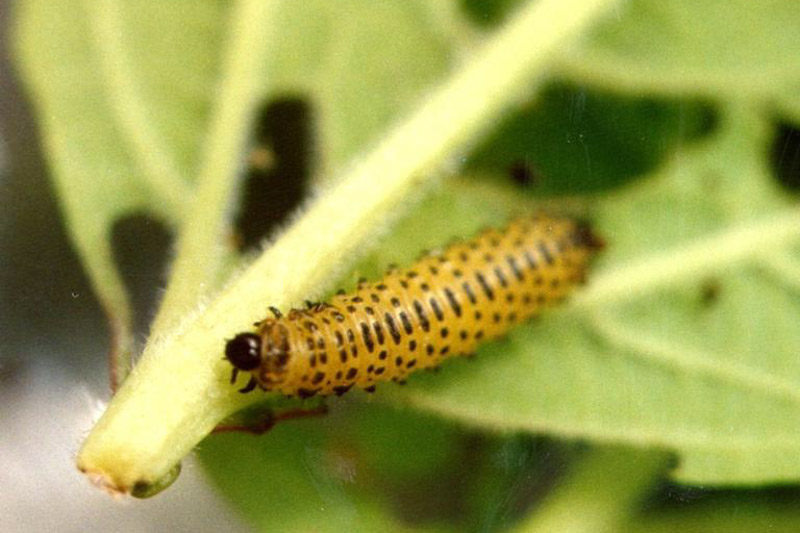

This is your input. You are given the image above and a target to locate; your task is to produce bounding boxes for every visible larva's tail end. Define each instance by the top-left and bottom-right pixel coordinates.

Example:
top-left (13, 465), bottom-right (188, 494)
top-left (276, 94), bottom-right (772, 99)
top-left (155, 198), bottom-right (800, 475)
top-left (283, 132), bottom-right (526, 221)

top-left (574, 221), bottom-right (605, 251)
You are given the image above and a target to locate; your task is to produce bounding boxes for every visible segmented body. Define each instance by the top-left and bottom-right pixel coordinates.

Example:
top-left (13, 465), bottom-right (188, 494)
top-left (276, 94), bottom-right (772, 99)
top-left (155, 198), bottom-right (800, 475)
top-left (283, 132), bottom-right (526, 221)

top-left (225, 215), bottom-right (600, 398)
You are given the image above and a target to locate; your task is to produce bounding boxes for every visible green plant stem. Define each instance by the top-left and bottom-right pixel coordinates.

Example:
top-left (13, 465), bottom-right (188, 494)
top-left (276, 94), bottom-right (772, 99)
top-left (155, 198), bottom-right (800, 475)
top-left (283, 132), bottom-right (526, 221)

top-left (77, 0), bottom-right (620, 495)
top-left (516, 447), bottom-right (670, 533)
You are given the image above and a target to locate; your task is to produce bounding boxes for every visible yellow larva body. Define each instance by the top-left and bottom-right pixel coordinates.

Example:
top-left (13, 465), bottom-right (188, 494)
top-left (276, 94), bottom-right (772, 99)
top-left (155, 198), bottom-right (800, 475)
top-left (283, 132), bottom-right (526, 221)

top-left (225, 215), bottom-right (600, 398)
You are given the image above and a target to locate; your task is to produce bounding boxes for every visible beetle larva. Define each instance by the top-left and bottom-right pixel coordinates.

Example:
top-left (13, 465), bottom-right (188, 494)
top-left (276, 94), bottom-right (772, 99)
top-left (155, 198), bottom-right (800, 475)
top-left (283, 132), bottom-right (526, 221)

top-left (225, 214), bottom-right (601, 398)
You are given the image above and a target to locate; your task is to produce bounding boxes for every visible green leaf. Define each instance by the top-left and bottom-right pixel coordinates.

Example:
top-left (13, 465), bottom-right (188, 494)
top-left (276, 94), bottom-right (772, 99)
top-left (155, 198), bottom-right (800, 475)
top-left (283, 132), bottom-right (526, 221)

top-left (200, 415), bottom-right (454, 533)
top-left (387, 107), bottom-right (800, 485)
top-left (556, 0), bottom-right (800, 109)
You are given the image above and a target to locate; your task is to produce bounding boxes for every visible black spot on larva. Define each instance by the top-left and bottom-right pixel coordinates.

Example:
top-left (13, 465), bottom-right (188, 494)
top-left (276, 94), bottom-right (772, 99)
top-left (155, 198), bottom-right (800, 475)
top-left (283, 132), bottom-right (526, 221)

top-left (370, 293), bottom-right (380, 303)
top-left (395, 356), bottom-right (404, 367)
top-left (538, 242), bottom-right (554, 265)
top-left (346, 368), bottom-right (358, 380)
top-left (524, 251), bottom-right (537, 269)
top-left (391, 297), bottom-right (401, 307)
top-left (444, 288), bottom-right (461, 317)
top-left (522, 293), bottom-right (532, 304)
top-left (476, 273), bottom-right (494, 300)
top-left (316, 338), bottom-right (325, 349)
top-left (373, 321), bottom-right (385, 345)
top-left (332, 311), bottom-right (345, 322)
top-left (474, 310), bottom-right (482, 320)
top-left (352, 296), bottom-right (364, 303)
top-left (335, 371), bottom-right (343, 379)
top-left (365, 385), bottom-right (377, 392)
top-left (384, 313), bottom-right (401, 344)
top-left (475, 330), bottom-right (484, 340)
top-left (453, 268), bottom-right (463, 278)
top-left (297, 388), bottom-right (318, 399)
top-left (460, 330), bottom-right (468, 340)
top-left (426, 344), bottom-right (434, 356)
top-left (534, 276), bottom-right (544, 286)
top-left (483, 253), bottom-right (494, 262)
top-left (440, 346), bottom-right (450, 355)
top-left (375, 368), bottom-right (385, 375)
top-left (429, 266), bottom-right (439, 275)
top-left (367, 364), bottom-right (374, 373)
top-left (321, 317), bottom-right (330, 325)
top-left (413, 300), bottom-right (430, 332)
top-left (306, 338), bottom-right (315, 351)
top-left (334, 331), bottom-right (344, 346)
top-left (507, 312), bottom-right (517, 322)
top-left (378, 350), bottom-right (388, 360)
top-left (376, 284), bottom-right (387, 291)
top-left (339, 349), bottom-right (348, 363)
top-left (421, 282), bottom-right (430, 292)
top-left (407, 271), bottom-right (418, 278)
top-left (400, 280), bottom-right (409, 289)
top-left (346, 304), bottom-right (357, 312)
top-left (360, 322), bottom-right (375, 352)
top-left (440, 327), bottom-right (449, 338)
top-left (334, 385), bottom-right (352, 396)
top-left (494, 266), bottom-right (508, 287)
top-left (493, 312), bottom-right (501, 323)
top-left (408, 339), bottom-right (417, 351)
top-left (462, 281), bottom-right (477, 304)
top-left (459, 251), bottom-right (469, 262)
top-left (365, 306), bottom-right (374, 315)
top-left (399, 311), bottom-right (413, 334)
top-left (429, 297), bottom-right (444, 321)
top-left (406, 359), bottom-right (417, 369)
top-left (311, 372), bottom-right (325, 385)
top-left (304, 321), bottom-right (318, 332)
top-left (319, 352), bottom-right (328, 364)
top-left (506, 293), bottom-right (515, 303)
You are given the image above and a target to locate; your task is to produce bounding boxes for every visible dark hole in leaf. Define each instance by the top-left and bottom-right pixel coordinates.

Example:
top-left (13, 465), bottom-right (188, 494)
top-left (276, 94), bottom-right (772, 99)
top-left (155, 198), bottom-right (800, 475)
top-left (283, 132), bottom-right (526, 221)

top-left (460, 0), bottom-right (527, 27)
top-left (771, 123), bottom-right (800, 192)
top-left (111, 215), bottom-right (172, 341)
top-left (235, 97), bottom-right (312, 250)
top-left (469, 83), bottom-right (717, 195)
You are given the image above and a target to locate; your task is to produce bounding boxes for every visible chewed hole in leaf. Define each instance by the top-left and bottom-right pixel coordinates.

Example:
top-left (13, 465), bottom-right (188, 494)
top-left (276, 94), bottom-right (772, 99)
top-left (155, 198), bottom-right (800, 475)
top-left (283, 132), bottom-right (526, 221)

top-left (771, 123), bottom-right (800, 193)
top-left (467, 83), bottom-right (718, 195)
top-left (235, 97), bottom-right (313, 251)
top-left (111, 214), bottom-right (172, 342)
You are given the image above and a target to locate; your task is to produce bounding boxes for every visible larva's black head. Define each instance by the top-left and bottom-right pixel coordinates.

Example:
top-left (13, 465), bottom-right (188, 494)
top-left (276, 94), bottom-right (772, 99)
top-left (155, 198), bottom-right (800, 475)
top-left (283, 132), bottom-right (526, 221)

top-left (225, 333), bottom-right (263, 371)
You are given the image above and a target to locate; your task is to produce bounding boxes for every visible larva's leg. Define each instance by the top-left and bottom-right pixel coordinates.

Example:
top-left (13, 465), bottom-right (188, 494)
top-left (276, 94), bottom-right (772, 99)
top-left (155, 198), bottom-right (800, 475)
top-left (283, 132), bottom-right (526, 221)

top-left (238, 376), bottom-right (258, 393)
top-left (212, 405), bottom-right (329, 435)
